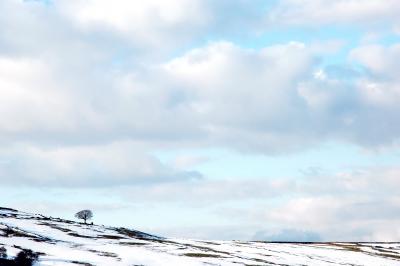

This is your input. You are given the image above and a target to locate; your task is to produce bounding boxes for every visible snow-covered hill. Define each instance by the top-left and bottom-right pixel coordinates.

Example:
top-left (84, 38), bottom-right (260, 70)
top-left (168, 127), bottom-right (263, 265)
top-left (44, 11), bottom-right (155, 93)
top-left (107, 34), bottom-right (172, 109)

top-left (1, 207), bottom-right (400, 266)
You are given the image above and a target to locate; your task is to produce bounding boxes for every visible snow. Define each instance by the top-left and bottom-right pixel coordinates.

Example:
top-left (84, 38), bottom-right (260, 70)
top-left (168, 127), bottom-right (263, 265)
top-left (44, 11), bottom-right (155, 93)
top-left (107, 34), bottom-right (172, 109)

top-left (1, 208), bottom-right (400, 265)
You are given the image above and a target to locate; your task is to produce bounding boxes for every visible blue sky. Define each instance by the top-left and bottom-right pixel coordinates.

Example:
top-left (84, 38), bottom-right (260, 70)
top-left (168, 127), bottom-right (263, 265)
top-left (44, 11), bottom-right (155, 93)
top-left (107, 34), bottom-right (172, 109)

top-left (1, 0), bottom-right (400, 241)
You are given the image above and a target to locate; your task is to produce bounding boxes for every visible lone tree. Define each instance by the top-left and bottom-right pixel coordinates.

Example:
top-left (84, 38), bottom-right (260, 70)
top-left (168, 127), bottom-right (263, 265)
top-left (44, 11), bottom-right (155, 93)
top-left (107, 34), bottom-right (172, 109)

top-left (75, 210), bottom-right (93, 224)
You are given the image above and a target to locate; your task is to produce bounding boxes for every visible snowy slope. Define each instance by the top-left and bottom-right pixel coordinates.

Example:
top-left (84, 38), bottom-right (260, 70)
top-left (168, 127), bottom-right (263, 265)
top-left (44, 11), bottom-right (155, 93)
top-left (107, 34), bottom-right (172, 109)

top-left (1, 207), bottom-right (400, 266)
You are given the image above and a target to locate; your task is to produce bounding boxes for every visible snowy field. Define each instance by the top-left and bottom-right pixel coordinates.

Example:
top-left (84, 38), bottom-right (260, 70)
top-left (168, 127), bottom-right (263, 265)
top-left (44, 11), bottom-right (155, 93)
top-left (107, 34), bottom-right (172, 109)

top-left (1, 207), bottom-right (400, 266)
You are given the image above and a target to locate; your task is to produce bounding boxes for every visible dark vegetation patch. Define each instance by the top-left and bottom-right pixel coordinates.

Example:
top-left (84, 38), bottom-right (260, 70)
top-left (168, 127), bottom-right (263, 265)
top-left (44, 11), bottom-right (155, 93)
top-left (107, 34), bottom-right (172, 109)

top-left (243, 259), bottom-right (292, 266)
top-left (331, 243), bottom-right (362, 252)
top-left (332, 243), bottom-right (380, 254)
top-left (144, 238), bottom-right (233, 257)
top-left (0, 207), bottom-right (18, 212)
top-left (34, 215), bottom-right (76, 225)
top-left (0, 247), bottom-right (40, 266)
top-left (250, 257), bottom-right (276, 264)
top-left (67, 232), bottom-right (126, 240)
top-left (181, 253), bottom-right (226, 258)
top-left (374, 253), bottom-right (400, 260)
top-left (243, 263), bottom-right (287, 266)
top-left (256, 241), bottom-right (321, 244)
top-left (11, 245), bottom-right (46, 257)
top-left (0, 213), bottom-right (18, 219)
top-left (89, 228), bottom-right (108, 234)
top-left (370, 245), bottom-right (400, 256)
top-left (254, 253), bottom-right (272, 258)
top-left (120, 242), bottom-right (148, 246)
top-left (70, 243), bottom-right (85, 249)
top-left (147, 239), bottom-right (178, 245)
top-left (329, 243), bottom-right (400, 261)
top-left (1, 215), bottom-right (61, 244)
top-left (67, 232), bottom-right (96, 239)
top-left (37, 222), bottom-right (73, 233)
top-left (70, 261), bottom-right (95, 266)
top-left (115, 227), bottom-right (161, 240)
top-left (0, 226), bottom-right (31, 238)
top-left (199, 241), bottom-right (221, 246)
top-left (87, 249), bottom-right (119, 258)
top-left (98, 234), bottom-right (126, 240)
top-left (49, 217), bottom-right (76, 224)
top-left (0, 226), bottom-right (55, 244)
top-left (175, 242), bottom-right (231, 256)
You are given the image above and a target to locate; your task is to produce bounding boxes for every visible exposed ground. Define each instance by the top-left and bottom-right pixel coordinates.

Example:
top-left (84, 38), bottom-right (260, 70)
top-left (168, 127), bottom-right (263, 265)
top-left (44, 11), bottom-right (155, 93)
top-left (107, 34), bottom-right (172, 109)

top-left (1, 207), bottom-right (400, 265)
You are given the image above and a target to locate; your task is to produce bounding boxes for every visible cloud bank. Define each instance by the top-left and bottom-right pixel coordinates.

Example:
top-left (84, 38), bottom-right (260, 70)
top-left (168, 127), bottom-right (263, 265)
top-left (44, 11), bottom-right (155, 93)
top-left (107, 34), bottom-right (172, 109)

top-left (1, 0), bottom-right (400, 241)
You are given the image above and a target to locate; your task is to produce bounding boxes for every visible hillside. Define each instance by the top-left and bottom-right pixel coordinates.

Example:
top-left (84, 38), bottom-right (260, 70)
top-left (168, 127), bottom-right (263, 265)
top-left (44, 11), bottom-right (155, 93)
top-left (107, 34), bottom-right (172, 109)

top-left (1, 207), bottom-right (400, 265)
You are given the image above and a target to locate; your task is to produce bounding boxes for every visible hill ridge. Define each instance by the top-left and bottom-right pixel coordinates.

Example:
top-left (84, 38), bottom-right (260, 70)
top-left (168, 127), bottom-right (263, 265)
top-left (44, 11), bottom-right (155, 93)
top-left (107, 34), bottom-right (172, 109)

top-left (1, 207), bottom-right (400, 265)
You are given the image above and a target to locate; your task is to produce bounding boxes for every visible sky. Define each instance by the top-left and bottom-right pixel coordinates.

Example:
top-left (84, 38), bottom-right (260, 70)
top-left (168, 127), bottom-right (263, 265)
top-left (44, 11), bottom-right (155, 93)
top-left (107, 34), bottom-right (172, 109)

top-left (1, 0), bottom-right (400, 242)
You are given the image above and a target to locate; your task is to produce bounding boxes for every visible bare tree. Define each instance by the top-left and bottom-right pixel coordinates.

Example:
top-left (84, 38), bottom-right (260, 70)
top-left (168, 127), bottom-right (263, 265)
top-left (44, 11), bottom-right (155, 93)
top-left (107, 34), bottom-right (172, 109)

top-left (75, 210), bottom-right (93, 224)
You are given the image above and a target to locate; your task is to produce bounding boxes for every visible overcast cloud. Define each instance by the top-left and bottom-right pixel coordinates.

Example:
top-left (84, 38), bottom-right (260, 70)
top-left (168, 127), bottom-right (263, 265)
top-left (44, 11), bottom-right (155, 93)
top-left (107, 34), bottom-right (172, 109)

top-left (1, 0), bottom-right (400, 241)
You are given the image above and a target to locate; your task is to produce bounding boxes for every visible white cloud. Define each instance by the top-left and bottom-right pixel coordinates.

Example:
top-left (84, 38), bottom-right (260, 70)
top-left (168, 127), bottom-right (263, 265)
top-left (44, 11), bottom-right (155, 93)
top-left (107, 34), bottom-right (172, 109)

top-left (134, 165), bottom-right (400, 240)
top-left (172, 155), bottom-right (209, 170)
top-left (0, 56), bottom-right (77, 133)
top-left (1, 0), bottom-right (400, 242)
top-left (224, 165), bottom-right (400, 241)
top-left (163, 41), bottom-right (318, 152)
top-left (0, 142), bottom-right (201, 187)
top-left (162, 40), bottom-right (400, 151)
top-left (350, 44), bottom-right (400, 78)
top-left (345, 44), bottom-right (400, 147)
top-left (350, 44), bottom-right (400, 107)
top-left (59, 0), bottom-right (208, 31)
top-left (1, 0), bottom-right (399, 154)
top-left (120, 178), bottom-right (296, 205)
top-left (268, 0), bottom-right (400, 26)
top-left (257, 195), bottom-right (400, 241)
top-left (57, 0), bottom-right (209, 51)
top-left (1, 37), bottom-right (400, 154)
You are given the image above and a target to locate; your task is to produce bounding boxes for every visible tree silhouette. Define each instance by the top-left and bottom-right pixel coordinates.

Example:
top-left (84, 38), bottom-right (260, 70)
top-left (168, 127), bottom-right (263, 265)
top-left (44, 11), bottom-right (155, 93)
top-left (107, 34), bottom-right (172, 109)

top-left (75, 210), bottom-right (93, 224)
